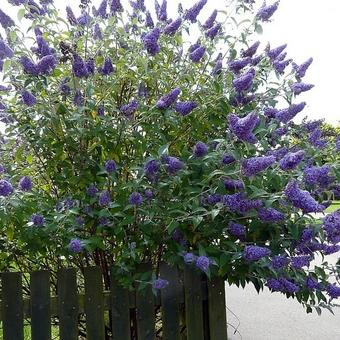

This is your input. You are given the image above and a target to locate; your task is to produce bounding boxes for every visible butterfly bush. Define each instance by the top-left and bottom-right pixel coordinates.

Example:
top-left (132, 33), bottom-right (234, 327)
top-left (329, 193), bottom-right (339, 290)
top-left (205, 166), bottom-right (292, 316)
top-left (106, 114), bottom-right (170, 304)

top-left (0, 0), bottom-right (339, 312)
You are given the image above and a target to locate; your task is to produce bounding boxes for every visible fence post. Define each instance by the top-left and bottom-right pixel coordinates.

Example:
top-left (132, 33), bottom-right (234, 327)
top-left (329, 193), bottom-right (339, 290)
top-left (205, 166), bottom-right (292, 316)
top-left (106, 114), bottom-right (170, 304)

top-left (84, 266), bottom-right (105, 340)
top-left (1, 272), bottom-right (24, 340)
top-left (31, 270), bottom-right (51, 340)
top-left (57, 268), bottom-right (79, 340)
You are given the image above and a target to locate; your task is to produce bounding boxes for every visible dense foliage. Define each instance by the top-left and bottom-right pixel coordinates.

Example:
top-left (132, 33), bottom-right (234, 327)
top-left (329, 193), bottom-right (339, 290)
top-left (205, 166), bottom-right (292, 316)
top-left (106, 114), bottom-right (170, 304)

top-left (0, 0), bottom-right (339, 313)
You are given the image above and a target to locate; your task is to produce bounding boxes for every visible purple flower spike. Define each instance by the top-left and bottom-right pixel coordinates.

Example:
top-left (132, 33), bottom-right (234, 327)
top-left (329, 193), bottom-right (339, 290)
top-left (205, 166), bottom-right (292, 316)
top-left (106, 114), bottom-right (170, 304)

top-left (256, 2), bottom-right (279, 21)
top-left (0, 9), bottom-right (15, 29)
top-left (36, 55), bottom-right (58, 75)
top-left (267, 44), bottom-right (287, 60)
top-left (279, 150), bottom-right (305, 170)
top-left (242, 155), bottom-right (276, 177)
top-left (100, 57), bottom-right (114, 75)
top-left (129, 192), bottom-right (143, 206)
top-left (291, 255), bottom-right (311, 269)
top-left (228, 111), bottom-right (260, 143)
top-left (193, 141), bottom-right (208, 157)
top-left (275, 102), bottom-right (306, 123)
top-left (143, 27), bottom-right (161, 56)
top-left (196, 255), bottom-right (210, 271)
top-left (31, 214), bottom-right (45, 226)
top-left (228, 57), bottom-right (252, 74)
top-left (19, 176), bottom-right (33, 191)
top-left (258, 207), bottom-right (284, 223)
top-left (184, 0), bottom-right (207, 23)
top-left (228, 221), bottom-right (246, 240)
top-left (203, 9), bottom-right (217, 30)
top-left (156, 88), bottom-right (180, 109)
top-left (291, 82), bottom-right (314, 95)
top-left (243, 245), bottom-right (271, 261)
top-left (232, 68), bottom-right (256, 92)
top-left (164, 18), bottom-right (182, 35)
top-left (293, 57), bottom-right (313, 78)
top-left (22, 90), bottom-right (37, 106)
top-left (145, 11), bottom-right (154, 28)
top-left (205, 23), bottom-right (221, 39)
top-left (110, 0), bottom-right (123, 13)
top-left (68, 238), bottom-right (83, 253)
top-left (175, 101), bottom-right (197, 116)
top-left (190, 46), bottom-right (206, 63)
top-left (162, 156), bottom-right (184, 174)
top-left (99, 190), bottom-right (111, 206)
top-left (284, 180), bottom-right (325, 213)
top-left (242, 41), bottom-right (260, 58)
top-left (0, 179), bottom-right (13, 196)
top-left (152, 278), bottom-right (169, 289)
top-left (120, 100), bottom-right (139, 117)
top-left (0, 41), bottom-right (14, 60)
top-left (66, 6), bottom-right (78, 26)
top-left (105, 160), bottom-right (117, 173)
top-left (184, 252), bottom-right (196, 264)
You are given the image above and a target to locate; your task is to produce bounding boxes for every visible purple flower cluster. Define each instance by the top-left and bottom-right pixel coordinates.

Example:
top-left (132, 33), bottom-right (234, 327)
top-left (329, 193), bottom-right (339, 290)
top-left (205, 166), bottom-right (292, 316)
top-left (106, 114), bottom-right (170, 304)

top-left (162, 156), bottom-right (184, 174)
top-left (224, 179), bottom-right (244, 191)
top-left (291, 82), bottom-right (314, 95)
top-left (190, 46), bottom-right (206, 63)
top-left (0, 9), bottom-right (15, 29)
top-left (276, 102), bottom-right (306, 123)
top-left (222, 154), bottom-right (236, 165)
top-left (68, 238), bottom-right (83, 253)
top-left (223, 192), bottom-right (262, 214)
top-left (19, 176), bottom-right (33, 191)
top-left (120, 100), bottom-right (139, 117)
top-left (228, 221), bottom-right (246, 240)
top-left (306, 277), bottom-right (322, 291)
top-left (205, 23), bottom-right (221, 40)
top-left (292, 57), bottom-right (313, 78)
top-left (164, 18), bottom-right (182, 35)
top-left (273, 58), bottom-right (291, 74)
top-left (87, 184), bottom-right (98, 197)
top-left (203, 10), bottom-right (217, 29)
top-left (152, 278), bottom-right (169, 290)
top-left (258, 207), bottom-right (284, 223)
top-left (308, 128), bottom-right (327, 149)
top-left (242, 155), bottom-right (276, 177)
top-left (256, 2), bottom-right (279, 21)
top-left (175, 101), bottom-right (197, 116)
top-left (284, 180), bottom-right (325, 213)
top-left (193, 141), bottom-right (208, 157)
top-left (322, 210), bottom-right (340, 244)
top-left (243, 245), bottom-right (271, 261)
top-left (271, 255), bottom-right (290, 270)
top-left (144, 159), bottom-right (160, 181)
top-left (267, 44), bottom-right (287, 60)
top-left (31, 214), bottom-right (45, 226)
top-left (184, 0), bottom-right (207, 23)
top-left (143, 27), bottom-right (161, 56)
top-left (232, 68), bottom-right (256, 92)
top-left (105, 160), bottom-right (117, 173)
top-left (73, 90), bottom-right (84, 106)
top-left (0, 41), bottom-right (14, 60)
top-left (304, 165), bottom-right (332, 188)
top-left (196, 255), bottom-right (210, 271)
top-left (279, 150), bottom-right (305, 170)
top-left (0, 179), bottom-right (13, 196)
top-left (110, 0), bottom-right (123, 13)
top-left (326, 284), bottom-right (340, 299)
top-left (156, 88), bottom-right (180, 109)
top-left (129, 192), bottom-right (143, 206)
top-left (99, 57), bottom-right (114, 75)
top-left (291, 255), bottom-right (311, 269)
top-left (22, 90), bottom-right (37, 106)
top-left (228, 57), bottom-right (251, 74)
top-left (184, 252), bottom-right (196, 264)
top-left (242, 42), bottom-right (260, 59)
top-left (228, 112), bottom-right (259, 143)
top-left (99, 190), bottom-right (111, 206)
top-left (266, 277), bottom-right (299, 294)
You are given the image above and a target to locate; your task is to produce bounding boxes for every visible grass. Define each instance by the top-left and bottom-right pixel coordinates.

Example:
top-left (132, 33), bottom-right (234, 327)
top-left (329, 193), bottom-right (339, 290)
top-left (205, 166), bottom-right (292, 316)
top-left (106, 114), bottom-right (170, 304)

top-left (326, 200), bottom-right (340, 213)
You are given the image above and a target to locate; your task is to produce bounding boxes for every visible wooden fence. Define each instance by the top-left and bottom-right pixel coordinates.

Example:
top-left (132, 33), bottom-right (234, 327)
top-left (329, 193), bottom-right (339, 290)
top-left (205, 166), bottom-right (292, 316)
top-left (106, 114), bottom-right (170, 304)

top-left (0, 263), bottom-right (228, 340)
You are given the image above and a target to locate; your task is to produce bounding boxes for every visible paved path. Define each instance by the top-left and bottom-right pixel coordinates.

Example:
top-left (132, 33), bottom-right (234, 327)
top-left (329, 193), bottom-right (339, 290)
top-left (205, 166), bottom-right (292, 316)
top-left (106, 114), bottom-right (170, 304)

top-left (226, 254), bottom-right (340, 340)
top-left (226, 284), bottom-right (340, 340)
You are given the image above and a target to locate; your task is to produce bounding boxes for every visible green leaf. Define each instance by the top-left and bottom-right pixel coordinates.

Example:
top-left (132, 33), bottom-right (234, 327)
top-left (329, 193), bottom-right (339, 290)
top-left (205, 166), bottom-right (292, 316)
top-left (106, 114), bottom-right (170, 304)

top-left (17, 8), bottom-right (25, 22)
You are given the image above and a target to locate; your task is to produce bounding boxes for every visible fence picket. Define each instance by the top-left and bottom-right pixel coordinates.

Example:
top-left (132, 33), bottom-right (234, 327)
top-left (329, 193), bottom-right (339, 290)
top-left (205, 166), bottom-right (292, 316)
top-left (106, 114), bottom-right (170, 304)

top-left (208, 277), bottom-right (228, 340)
top-left (110, 268), bottom-right (131, 340)
top-left (136, 263), bottom-right (155, 340)
top-left (1, 272), bottom-right (24, 340)
top-left (84, 266), bottom-right (105, 340)
top-left (184, 266), bottom-right (204, 340)
top-left (57, 268), bottom-right (79, 340)
top-left (31, 270), bottom-right (51, 340)
top-left (160, 263), bottom-right (181, 340)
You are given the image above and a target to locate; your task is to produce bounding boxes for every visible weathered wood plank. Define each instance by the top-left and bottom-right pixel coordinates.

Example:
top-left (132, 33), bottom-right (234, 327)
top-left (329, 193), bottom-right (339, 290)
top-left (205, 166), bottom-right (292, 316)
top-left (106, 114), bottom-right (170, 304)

top-left (1, 272), bottom-right (24, 340)
top-left (136, 263), bottom-right (155, 340)
top-left (208, 277), bottom-right (228, 340)
top-left (31, 270), bottom-right (51, 340)
top-left (110, 268), bottom-right (131, 340)
top-left (184, 266), bottom-right (204, 340)
top-left (57, 268), bottom-right (79, 340)
top-left (160, 263), bottom-right (181, 340)
top-left (84, 267), bottom-right (105, 340)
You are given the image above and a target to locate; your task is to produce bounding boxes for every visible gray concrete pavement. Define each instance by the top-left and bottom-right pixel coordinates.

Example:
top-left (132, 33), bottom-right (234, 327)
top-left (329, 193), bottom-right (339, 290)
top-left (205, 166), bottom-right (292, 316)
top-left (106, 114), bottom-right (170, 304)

top-left (226, 284), bottom-right (340, 340)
